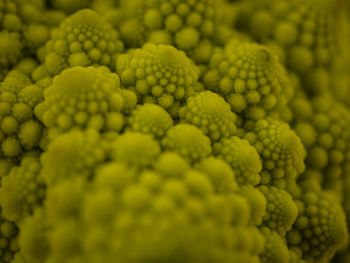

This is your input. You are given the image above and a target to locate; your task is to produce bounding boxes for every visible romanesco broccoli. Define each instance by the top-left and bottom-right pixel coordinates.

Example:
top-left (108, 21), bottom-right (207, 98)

top-left (0, 0), bottom-right (349, 262)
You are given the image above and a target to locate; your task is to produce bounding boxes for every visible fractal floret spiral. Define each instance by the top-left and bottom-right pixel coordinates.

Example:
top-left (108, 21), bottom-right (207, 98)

top-left (0, 0), bottom-right (349, 262)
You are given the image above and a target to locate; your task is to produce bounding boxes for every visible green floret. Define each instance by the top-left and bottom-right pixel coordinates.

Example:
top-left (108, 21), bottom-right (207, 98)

top-left (0, 158), bottom-right (15, 180)
top-left (23, 23), bottom-right (50, 54)
top-left (260, 226), bottom-right (290, 263)
top-left (287, 189), bottom-right (348, 262)
top-left (15, 58), bottom-right (38, 77)
top-left (195, 157), bottom-right (238, 193)
top-left (244, 118), bottom-right (306, 189)
top-left (0, 0), bottom-right (56, 62)
top-left (1, 69), bottom-right (32, 94)
top-left (0, 32), bottom-right (22, 69)
top-left (91, 165), bottom-right (261, 263)
top-left (227, 192), bottom-right (251, 225)
top-left (0, 157), bottom-right (44, 224)
top-left (154, 151), bottom-right (190, 178)
top-left (0, 70), bottom-right (43, 163)
top-left (21, 162), bottom-right (264, 263)
top-left (43, 9), bottom-right (124, 76)
top-left (126, 103), bottom-right (174, 139)
top-left (40, 129), bottom-right (110, 186)
top-left (293, 96), bottom-right (350, 194)
top-left (0, 0), bottom-right (44, 32)
top-left (179, 91), bottom-right (237, 141)
top-left (237, 185), bottom-right (266, 226)
top-left (162, 124), bottom-right (212, 163)
top-left (213, 136), bottom-right (262, 186)
top-left (236, 0), bottom-right (340, 96)
top-left (111, 132), bottom-right (161, 169)
top-left (0, 1), bottom-right (22, 32)
top-left (92, 172), bottom-right (259, 263)
top-left (203, 39), bottom-right (293, 123)
top-left (288, 249), bottom-right (307, 263)
top-left (118, 0), bottom-right (225, 63)
top-left (35, 66), bottom-right (126, 138)
top-left (94, 162), bottom-right (136, 194)
top-left (116, 43), bottom-right (200, 117)
top-left (19, 208), bottom-right (48, 263)
top-left (45, 177), bottom-right (87, 227)
top-left (258, 185), bottom-right (298, 236)
top-left (0, 209), bottom-right (19, 263)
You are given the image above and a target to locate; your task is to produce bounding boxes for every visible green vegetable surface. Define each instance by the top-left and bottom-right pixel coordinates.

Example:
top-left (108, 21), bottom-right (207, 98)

top-left (0, 0), bottom-right (349, 262)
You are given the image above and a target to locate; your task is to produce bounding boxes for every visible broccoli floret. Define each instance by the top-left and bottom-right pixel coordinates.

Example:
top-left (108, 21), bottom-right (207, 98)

top-left (21, 157), bottom-right (265, 263)
top-left (0, 157), bottom-right (44, 223)
top-left (40, 129), bottom-right (110, 186)
top-left (195, 157), bottom-right (238, 193)
top-left (0, 0), bottom-right (45, 32)
top-left (0, 32), bottom-right (22, 69)
top-left (179, 90), bottom-right (237, 141)
top-left (260, 226), bottom-right (290, 263)
top-left (126, 103), bottom-right (174, 139)
top-left (238, 185), bottom-right (267, 225)
top-left (203, 39), bottom-right (293, 124)
top-left (162, 124), bottom-right (212, 163)
top-left (111, 132), bottom-right (161, 169)
top-left (45, 177), bottom-right (87, 228)
top-left (293, 96), bottom-right (350, 194)
top-left (118, 0), bottom-right (225, 62)
top-left (258, 185), bottom-right (298, 236)
top-left (1, 69), bottom-right (32, 94)
top-left (23, 23), bottom-right (50, 54)
top-left (214, 136), bottom-right (262, 186)
top-left (116, 43), bottom-right (200, 117)
top-left (35, 66), bottom-right (127, 138)
top-left (0, 70), bottom-right (43, 164)
top-left (0, 209), bottom-right (19, 263)
top-left (0, 0), bottom-right (54, 68)
top-left (244, 118), bottom-right (306, 188)
top-left (237, 0), bottom-right (341, 97)
top-left (43, 9), bottom-right (124, 76)
top-left (19, 208), bottom-right (48, 263)
top-left (287, 188), bottom-right (348, 262)
top-left (154, 151), bottom-right (190, 179)
top-left (14, 58), bottom-right (38, 77)
top-left (91, 165), bottom-right (263, 262)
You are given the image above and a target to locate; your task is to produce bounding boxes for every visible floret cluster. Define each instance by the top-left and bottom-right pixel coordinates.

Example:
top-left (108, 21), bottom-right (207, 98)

top-left (0, 0), bottom-right (349, 262)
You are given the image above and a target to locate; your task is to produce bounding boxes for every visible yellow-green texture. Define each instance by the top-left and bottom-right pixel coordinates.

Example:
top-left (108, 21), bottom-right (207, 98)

top-left (293, 96), bottom-right (350, 194)
top-left (0, 70), bottom-right (44, 178)
top-left (287, 184), bottom-right (348, 262)
top-left (244, 118), bottom-right (306, 189)
top-left (0, 0), bottom-right (349, 262)
top-left (35, 66), bottom-right (129, 139)
top-left (118, 0), bottom-right (228, 63)
top-left (43, 9), bottom-right (124, 76)
top-left (126, 103), bottom-right (174, 139)
top-left (203, 39), bottom-right (294, 125)
top-left (179, 90), bottom-right (237, 141)
top-left (0, 209), bottom-right (18, 263)
top-left (116, 43), bottom-right (200, 117)
top-left (236, 0), bottom-right (348, 99)
top-left (0, 0), bottom-right (62, 72)
top-left (214, 136), bottom-right (262, 186)
top-left (0, 157), bottom-right (44, 224)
